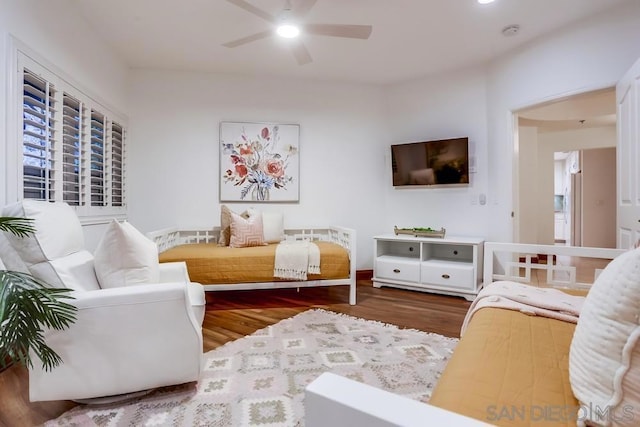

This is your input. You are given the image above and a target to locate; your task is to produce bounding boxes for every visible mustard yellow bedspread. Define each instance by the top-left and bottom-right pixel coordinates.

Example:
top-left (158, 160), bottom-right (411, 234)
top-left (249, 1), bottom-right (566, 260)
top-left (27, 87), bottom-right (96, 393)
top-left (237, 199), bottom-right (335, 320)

top-left (159, 241), bottom-right (350, 285)
top-left (430, 307), bottom-right (580, 427)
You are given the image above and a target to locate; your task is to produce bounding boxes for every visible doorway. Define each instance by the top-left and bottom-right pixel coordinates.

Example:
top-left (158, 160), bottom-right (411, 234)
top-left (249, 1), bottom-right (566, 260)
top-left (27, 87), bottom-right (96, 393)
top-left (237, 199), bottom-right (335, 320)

top-left (553, 148), bottom-right (616, 247)
top-left (514, 88), bottom-right (617, 247)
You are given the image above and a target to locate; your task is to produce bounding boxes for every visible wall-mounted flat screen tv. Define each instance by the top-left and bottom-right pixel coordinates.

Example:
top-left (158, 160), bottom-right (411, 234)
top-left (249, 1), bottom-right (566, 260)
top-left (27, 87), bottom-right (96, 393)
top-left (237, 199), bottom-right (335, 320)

top-left (391, 137), bottom-right (469, 187)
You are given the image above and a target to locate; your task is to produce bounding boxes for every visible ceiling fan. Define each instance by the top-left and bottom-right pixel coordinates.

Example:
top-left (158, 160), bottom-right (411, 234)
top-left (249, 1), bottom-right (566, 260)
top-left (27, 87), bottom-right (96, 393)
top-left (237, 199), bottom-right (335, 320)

top-left (222, 0), bottom-right (373, 65)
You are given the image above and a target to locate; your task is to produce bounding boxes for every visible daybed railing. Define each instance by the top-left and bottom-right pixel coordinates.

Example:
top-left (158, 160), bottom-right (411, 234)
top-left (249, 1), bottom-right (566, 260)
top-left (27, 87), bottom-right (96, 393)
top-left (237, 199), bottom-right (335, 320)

top-left (484, 242), bottom-right (625, 289)
top-left (147, 226), bottom-right (357, 305)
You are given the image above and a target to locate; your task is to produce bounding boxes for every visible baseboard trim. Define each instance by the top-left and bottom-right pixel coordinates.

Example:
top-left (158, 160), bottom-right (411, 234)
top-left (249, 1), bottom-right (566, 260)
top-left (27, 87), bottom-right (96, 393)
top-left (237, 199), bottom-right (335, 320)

top-left (356, 270), bottom-right (373, 281)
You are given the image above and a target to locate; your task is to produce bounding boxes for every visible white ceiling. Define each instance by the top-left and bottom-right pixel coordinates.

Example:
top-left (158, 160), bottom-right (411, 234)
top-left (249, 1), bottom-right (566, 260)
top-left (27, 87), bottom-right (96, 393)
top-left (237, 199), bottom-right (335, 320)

top-left (518, 88), bottom-right (616, 132)
top-left (70, 0), bottom-right (629, 85)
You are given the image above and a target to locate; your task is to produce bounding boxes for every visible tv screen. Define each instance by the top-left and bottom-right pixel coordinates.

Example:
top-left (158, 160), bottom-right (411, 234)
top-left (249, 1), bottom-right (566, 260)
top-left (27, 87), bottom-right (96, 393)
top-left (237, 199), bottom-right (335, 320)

top-left (391, 137), bottom-right (469, 187)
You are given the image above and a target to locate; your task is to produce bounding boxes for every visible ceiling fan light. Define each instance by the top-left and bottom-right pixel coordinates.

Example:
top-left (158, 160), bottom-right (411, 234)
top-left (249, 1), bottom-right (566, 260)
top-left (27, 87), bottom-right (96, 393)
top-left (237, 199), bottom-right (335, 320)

top-left (477, 0), bottom-right (495, 4)
top-left (277, 24), bottom-right (300, 38)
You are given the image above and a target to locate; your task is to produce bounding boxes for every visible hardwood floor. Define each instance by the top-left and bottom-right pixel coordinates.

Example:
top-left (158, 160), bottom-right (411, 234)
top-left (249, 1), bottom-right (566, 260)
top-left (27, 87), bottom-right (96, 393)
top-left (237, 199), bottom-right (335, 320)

top-left (0, 281), bottom-right (471, 426)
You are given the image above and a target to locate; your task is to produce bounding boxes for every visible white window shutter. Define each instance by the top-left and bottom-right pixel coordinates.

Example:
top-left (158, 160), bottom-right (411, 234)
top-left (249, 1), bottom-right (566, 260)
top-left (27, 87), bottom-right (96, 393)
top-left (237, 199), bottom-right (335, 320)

top-left (111, 122), bottom-right (125, 207)
top-left (89, 110), bottom-right (105, 206)
top-left (62, 94), bottom-right (83, 206)
top-left (22, 70), bottom-right (57, 201)
top-left (17, 52), bottom-right (127, 219)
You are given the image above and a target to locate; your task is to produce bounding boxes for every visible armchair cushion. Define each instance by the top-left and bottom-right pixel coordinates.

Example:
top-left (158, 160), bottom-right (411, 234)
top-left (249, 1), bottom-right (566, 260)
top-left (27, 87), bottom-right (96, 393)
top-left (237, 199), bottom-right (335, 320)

top-left (0, 233), bottom-right (29, 273)
top-left (94, 220), bottom-right (160, 289)
top-left (29, 250), bottom-right (98, 291)
top-left (2, 200), bottom-right (84, 264)
top-left (2, 200), bottom-right (100, 291)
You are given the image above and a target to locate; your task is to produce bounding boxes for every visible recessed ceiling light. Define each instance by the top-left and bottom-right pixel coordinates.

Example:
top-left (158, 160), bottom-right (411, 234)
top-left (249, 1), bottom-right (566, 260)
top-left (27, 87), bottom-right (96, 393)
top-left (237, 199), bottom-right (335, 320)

top-left (478, 0), bottom-right (495, 4)
top-left (276, 24), bottom-right (300, 38)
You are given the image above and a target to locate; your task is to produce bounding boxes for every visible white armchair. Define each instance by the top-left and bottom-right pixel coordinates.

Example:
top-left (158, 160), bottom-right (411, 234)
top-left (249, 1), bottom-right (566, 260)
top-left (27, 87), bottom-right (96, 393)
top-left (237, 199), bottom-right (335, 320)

top-left (1, 200), bottom-right (205, 402)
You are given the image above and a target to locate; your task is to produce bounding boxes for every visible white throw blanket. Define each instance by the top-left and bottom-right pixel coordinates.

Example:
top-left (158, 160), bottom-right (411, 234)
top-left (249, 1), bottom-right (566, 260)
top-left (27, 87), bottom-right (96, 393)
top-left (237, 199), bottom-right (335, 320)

top-left (460, 280), bottom-right (585, 336)
top-left (274, 241), bottom-right (321, 280)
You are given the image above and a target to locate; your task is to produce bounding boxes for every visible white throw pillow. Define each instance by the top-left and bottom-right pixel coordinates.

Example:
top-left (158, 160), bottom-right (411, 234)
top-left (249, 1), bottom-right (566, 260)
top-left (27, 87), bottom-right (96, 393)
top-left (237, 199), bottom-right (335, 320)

top-left (569, 247), bottom-right (640, 427)
top-left (94, 220), bottom-right (160, 289)
top-left (261, 211), bottom-right (285, 243)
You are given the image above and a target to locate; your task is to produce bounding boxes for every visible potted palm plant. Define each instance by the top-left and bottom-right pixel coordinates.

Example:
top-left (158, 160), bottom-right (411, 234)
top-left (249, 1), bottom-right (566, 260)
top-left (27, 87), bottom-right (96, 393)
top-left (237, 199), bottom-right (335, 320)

top-left (0, 216), bottom-right (77, 372)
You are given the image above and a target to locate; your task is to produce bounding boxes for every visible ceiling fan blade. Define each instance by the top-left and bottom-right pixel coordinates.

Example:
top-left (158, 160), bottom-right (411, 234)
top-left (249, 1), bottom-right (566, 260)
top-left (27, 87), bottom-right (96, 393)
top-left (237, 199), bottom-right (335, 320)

top-left (225, 0), bottom-right (276, 23)
top-left (222, 30), bottom-right (273, 48)
top-left (290, 41), bottom-right (313, 65)
top-left (304, 24), bottom-right (372, 39)
top-left (292, 0), bottom-right (318, 18)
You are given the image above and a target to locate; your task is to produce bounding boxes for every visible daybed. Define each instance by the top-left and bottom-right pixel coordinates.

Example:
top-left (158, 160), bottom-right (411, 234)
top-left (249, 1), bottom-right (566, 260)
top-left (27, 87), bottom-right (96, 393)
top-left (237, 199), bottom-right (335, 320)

top-left (306, 242), bottom-right (638, 427)
top-left (147, 226), bottom-right (357, 305)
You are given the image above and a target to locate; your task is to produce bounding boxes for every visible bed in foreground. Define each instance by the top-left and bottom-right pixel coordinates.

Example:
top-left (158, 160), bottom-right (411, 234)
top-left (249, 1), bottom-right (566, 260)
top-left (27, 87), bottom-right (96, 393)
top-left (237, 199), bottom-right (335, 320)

top-left (147, 226), bottom-right (357, 305)
top-left (305, 242), bottom-right (632, 426)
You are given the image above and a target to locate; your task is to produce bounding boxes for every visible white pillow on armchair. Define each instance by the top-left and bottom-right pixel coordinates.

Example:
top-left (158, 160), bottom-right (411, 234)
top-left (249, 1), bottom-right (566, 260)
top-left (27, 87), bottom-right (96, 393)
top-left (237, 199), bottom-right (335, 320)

top-left (94, 219), bottom-right (160, 289)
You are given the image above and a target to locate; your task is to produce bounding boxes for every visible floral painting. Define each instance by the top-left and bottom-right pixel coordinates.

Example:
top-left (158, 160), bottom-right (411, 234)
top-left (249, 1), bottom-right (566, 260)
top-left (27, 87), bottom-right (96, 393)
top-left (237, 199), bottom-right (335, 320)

top-left (220, 122), bottom-right (300, 202)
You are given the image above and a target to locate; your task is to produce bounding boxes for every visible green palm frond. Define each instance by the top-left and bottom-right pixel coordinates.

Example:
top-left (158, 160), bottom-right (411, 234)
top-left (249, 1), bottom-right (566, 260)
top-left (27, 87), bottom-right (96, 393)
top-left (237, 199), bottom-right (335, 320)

top-left (0, 217), bottom-right (35, 238)
top-left (0, 271), bottom-right (77, 371)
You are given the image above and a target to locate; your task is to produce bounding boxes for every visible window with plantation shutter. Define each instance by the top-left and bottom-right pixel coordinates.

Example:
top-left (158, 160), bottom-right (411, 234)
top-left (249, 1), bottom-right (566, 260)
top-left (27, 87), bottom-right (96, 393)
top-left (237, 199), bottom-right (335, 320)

top-left (62, 94), bottom-right (82, 206)
top-left (90, 110), bottom-right (105, 206)
top-left (111, 122), bottom-right (124, 207)
top-left (22, 71), bottom-right (56, 201)
top-left (17, 52), bottom-right (127, 220)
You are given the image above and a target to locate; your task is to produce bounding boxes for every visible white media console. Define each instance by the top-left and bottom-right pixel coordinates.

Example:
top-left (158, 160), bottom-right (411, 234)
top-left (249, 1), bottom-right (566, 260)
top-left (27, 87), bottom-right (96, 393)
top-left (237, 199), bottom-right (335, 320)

top-left (372, 234), bottom-right (484, 301)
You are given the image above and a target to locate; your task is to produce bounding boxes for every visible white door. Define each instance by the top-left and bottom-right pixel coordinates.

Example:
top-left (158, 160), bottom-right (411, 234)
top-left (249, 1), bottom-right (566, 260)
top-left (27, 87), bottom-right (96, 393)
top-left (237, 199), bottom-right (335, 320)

top-left (617, 57), bottom-right (640, 249)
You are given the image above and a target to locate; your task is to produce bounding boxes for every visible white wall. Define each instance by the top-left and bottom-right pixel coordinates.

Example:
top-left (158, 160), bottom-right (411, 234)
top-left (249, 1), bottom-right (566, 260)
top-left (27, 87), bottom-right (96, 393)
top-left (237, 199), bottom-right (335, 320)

top-left (379, 0), bottom-right (640, 247)
top-left (517, 126), bottom-right (539, 243)
top-left (128, 0), bottom-right (640, 268)
top-left (486, 0), bottom-right (640, 243)
top-left (554, 161), bottom-right (564, 195)
top-left (383, 67), bottom-right (490, 239)
top-left (127, 70), bottom-right (388, 268)
top-left (3, 0), bottom-right (639, 267)
top-left (0, 0), bottom-right (129, 249)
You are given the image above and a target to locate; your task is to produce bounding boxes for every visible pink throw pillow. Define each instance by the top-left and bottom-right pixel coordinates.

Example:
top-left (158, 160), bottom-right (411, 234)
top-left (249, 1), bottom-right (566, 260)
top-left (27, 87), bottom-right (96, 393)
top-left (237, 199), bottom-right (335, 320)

top-left (229, 211), bottom-right (266, 248)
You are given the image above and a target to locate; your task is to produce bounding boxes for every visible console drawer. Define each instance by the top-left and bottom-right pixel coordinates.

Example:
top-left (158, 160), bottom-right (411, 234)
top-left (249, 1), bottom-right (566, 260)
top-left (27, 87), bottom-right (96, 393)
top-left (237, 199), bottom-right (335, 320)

top-left (421, 261), bottom-right (474, 289)
top-left (376, 256), bottom-right (420, 283)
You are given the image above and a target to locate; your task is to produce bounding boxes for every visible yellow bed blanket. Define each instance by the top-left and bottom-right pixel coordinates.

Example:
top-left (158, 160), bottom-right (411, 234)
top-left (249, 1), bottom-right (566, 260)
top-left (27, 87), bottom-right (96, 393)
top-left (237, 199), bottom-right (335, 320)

top-left (430, 305), bottom-right (583, 427)
top-left (159, 241), bottom-right (350, 285)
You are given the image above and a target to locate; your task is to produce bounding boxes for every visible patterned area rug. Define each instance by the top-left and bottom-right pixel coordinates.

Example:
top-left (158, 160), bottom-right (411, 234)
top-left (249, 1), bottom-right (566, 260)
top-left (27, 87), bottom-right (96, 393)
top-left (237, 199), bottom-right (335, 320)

top-left (46, 309), bottom-right (458, 426)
